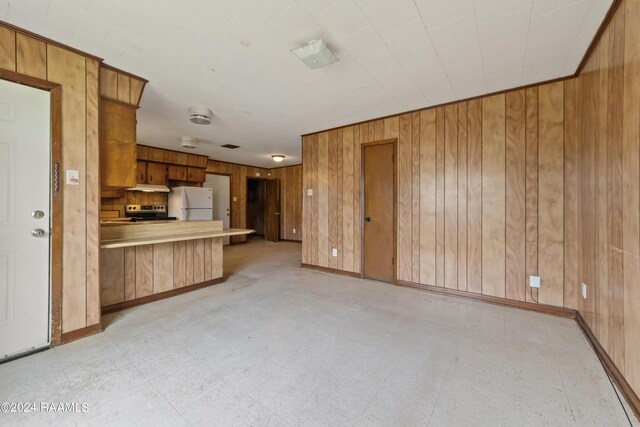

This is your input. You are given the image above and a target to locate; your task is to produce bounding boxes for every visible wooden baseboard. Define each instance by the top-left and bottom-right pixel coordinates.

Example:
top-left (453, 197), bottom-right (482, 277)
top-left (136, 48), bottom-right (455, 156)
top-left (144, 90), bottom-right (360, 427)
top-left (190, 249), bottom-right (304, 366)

top-left (575, 312), bottom-right (640, 420)
top-left (301, 263), bottom-right (362, 278)
top-left (101, 277), bottom-right (225, 315)
top-left (395, 280), bottom-right (576, 319)
top-left (61, 323), bottom-right (102, 344)
top-left (280, 239), bottom-right (302, 243)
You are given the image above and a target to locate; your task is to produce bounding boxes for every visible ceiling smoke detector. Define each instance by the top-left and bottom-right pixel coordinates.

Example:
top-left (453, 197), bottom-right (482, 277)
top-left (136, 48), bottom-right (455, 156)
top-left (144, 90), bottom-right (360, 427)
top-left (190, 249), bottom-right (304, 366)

top-left (189, 106), bottom-right (213, 125)
top-left (181, 136), bottom-right (199, 149)
top-left (291, 39), bottom-right (338, 69)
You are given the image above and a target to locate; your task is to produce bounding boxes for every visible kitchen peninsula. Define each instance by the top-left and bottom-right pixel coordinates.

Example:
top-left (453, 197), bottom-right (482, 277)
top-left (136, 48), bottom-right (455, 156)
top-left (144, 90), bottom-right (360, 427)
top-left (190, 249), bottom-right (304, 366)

top-left (100, 220), bottom-right (253, 314)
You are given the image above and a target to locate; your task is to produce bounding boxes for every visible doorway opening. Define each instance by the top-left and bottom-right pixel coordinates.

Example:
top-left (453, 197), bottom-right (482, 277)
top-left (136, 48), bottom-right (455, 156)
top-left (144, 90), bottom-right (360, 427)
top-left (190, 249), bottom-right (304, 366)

top-left (361, 139), bottom-right (397, 283)
top-left (246, 178), bottom-right (280, 242)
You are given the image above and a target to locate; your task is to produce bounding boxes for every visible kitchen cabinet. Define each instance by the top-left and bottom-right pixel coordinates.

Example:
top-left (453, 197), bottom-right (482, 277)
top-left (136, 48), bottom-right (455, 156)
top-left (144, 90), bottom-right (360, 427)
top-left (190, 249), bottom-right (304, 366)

top-left (146, 162), bottom-right (168, 185)
top-left (187, 167), bottom-right (206, 183)
top-left (168, 165), bottom-right (187, 181)
top-left (137, 161), bottom-right (147, 184)
top-left (100, 99), bottom-right (137, 188)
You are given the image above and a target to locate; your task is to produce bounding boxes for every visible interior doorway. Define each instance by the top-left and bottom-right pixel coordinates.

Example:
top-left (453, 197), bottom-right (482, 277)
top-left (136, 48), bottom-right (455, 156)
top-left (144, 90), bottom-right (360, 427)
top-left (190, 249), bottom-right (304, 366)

top-left (204, 173), bottom-right (231, 245)
top-left (246, 178), bottom-right (280, 242)
top-left (361, 140), bottom-right (396, 283)
top-left (0, 79), bottom-right (52, 359)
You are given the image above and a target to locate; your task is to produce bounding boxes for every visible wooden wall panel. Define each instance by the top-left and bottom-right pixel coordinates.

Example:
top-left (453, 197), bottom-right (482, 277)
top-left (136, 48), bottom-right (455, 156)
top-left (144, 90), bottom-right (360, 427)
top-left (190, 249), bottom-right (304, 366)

top-left (525, 88), bottom-right (539, 303)
top-left (0, 27), bottom-right (16, 71)
top-left (456, 103), bottom-right (468, 292)
top-left (173, 241), bottom-right (186, 288)
top-left (85, 59), bottom-right (101, 326)
top-left (100, 67), bottom-right (118, 100)
top-left (317, 132), bottom-right (329, 267)
top-left (467, 99), bottom-right (483, 294)
top-left (564, 80), bottom-right (580, 311)
top-left (622, 0), bottom-right (640, 393)
top-left (538, 82), bottom-right (565, 306)
top-left (135, 245), bottom-right (153, 298)
top-left (481, 95), bottom-right (506, 298)
top-left (48, 45), bottom-right (88, 332)
top-left (124, 247), bottom-right (136, 300)
top-left (352, 126), bottom-right (362, 274)
top-left (16, 34), bottom-right (46, 79)
top-left (153, 243), bottom-right (174, 293)
top-left (117, 73), bottom-right (131, 104)
top-left (342, 128), bottom-right (354, 271)
top-left (397, 114), bottom-right (413, 282)
top-left (505, 90), bottom-right (526, 301)
top-left (272, 165), bottom-right (302, 241)
top-left (100, 248), bottom-right (124, 306)
top-left (411, 112), bottom-right (421, 283)
top-left (444, 105), bottom-right (458, 289)
top-left (435, 107), bottom-right (445, 287)
top-left (327, 130), bottom-right (339, 270)
top-left (419, 110), bottom-right (436, 286)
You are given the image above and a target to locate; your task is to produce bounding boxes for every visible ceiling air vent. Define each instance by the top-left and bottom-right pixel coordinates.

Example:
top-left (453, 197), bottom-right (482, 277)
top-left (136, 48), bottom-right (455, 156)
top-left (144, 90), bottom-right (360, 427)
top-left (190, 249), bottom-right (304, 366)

top-left (221, 144), bottom-right (240, 149)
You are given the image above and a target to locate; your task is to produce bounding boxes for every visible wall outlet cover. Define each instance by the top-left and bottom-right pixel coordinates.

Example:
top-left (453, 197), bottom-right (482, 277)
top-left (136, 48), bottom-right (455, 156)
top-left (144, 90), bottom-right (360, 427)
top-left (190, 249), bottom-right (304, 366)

top-left (293, 228), bottom-right (296, 234)
top-left (307, 189), bottom-right (313, 196)
top-left (582, 283), bottom-right (588, 299)
top-left (332, 248), bottom-right (337, 257)
top-left (529, 276), bottom-right (541, 288)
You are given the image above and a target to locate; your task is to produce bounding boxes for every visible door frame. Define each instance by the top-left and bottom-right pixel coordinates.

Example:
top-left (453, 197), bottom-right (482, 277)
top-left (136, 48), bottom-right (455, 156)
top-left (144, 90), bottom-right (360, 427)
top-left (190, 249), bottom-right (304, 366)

top-left (0, 69), bottom-right (64, 347)
top-left (359, 138), bottom-right (398, 284)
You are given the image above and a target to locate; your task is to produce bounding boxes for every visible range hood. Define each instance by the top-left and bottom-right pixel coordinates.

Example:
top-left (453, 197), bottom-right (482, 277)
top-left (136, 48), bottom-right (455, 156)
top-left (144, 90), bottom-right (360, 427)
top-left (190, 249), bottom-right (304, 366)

top-left (125, 184), bottom-right (171, 193)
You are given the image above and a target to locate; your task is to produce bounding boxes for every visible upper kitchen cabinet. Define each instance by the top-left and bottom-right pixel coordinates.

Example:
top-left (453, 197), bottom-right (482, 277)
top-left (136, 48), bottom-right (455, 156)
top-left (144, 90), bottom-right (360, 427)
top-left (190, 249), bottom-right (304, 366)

top-left (100, 65), bottom-right (147, 108)
top-left (100, 99), bottom-right (137, 188)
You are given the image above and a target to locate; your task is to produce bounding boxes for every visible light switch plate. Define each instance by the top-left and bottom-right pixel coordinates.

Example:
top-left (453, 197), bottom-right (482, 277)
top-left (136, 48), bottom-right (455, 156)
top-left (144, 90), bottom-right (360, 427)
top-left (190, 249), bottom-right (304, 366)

top-left (256, 172), bottom-right (260, 177)
top-left (307, 189), bottom-right (313, 196)
top-left (293, 228), bottom-right (296, 234)
top-left (66, 170), bottom-right (79, 185)
top-left (332, 248), bottom-right (337, 257)
top-left (233, 197), bottom-right (237, 202)
top-left (582, 283), bottom-right (588, 299)
top-left (529, 276), bottom-right (540, 288)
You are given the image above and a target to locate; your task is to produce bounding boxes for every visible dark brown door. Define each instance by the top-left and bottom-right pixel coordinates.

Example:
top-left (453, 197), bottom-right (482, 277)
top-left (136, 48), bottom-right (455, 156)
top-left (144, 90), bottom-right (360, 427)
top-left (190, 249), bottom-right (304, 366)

top-left (363, 142), bottom-right (394, 282)
top-left (264, 179), bottom-right (280, 242)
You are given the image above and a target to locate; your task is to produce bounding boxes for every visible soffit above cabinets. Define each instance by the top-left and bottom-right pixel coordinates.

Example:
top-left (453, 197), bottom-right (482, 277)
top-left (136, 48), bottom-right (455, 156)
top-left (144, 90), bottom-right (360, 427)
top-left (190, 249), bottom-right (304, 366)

top-left (0, 0), bottom-right (613, 167)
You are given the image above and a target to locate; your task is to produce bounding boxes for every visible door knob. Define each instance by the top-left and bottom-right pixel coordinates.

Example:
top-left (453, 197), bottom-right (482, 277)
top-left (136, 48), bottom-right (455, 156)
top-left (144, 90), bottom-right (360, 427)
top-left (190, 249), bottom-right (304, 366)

top-left (31, 229), bottom-right (47, 237)
top-left (364, 216), bottom-right (371, 222)
top-left (32, 210), bottom-right (45, 219)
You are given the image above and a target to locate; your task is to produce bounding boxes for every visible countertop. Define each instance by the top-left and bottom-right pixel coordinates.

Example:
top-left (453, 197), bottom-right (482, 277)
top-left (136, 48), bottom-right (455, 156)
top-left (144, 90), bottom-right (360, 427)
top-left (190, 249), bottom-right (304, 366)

top-left (101, 228), bottom-right (254, 249)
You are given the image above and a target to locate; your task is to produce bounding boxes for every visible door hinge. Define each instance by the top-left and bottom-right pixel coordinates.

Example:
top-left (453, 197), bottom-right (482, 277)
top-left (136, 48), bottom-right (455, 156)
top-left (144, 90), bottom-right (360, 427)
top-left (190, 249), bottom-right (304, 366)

top-left (53, 162), bottom-right (59, 192)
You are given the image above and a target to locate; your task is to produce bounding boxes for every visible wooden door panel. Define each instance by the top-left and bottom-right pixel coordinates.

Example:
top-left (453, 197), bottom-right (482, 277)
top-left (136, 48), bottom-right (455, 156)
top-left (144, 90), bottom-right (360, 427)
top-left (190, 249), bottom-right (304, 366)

top-left (137, 161), bottom-right (147, 184)
top-left (363, 142), bottom-right (394, 282)
top-left (265, 179), bottom-right (280, 242)
top-left (146, 162), bottom-right (167, 185)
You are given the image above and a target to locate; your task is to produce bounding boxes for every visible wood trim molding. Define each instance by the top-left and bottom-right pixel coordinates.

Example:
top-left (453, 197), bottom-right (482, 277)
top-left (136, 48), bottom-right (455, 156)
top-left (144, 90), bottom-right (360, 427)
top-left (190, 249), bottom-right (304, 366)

top-left (101, 277), bottom-right (225, 315)
top-left (576, 312), bottom-right (640, 420)
top-left (61, 323), bottom-right (102, 344)
top-left (395, 280), bottom-right (576, 318)
top-left (0, 68), bottom-right (58, 90)
top-left (0, 20), bottom-right (103, 62)
top-left (301, 263), bottom-right (362, 278)
top-left (269, 163), bottom-right (302, 170)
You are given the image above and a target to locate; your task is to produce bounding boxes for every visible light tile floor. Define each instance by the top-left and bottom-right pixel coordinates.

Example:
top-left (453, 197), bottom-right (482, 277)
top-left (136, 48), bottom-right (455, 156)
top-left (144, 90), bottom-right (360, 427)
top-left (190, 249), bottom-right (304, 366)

top-left (0, 240), bottom-right (636, 426)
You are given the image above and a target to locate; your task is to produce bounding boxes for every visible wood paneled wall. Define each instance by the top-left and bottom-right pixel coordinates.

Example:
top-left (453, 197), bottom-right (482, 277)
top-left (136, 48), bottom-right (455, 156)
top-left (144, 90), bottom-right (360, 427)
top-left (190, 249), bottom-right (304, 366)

top-left (303, 83), bottom-right (567, 307)
top-left (301, 0), bottom-right (640, 400)
top-left (272, 165), bottom-right (302, 241)
top-left (0, 24), bottom-right (101, 334)
top-left (571, 0), bottom-right (640, 399)
top-left (206, 160), bottom-right (272, 243)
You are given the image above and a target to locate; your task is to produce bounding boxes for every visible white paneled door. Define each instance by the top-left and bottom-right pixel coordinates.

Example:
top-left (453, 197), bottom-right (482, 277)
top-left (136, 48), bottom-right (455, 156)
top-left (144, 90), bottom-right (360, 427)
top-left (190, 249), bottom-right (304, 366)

top-left (0, 79), bottom-right (51, 359)
top-left (204, 174), bottom-right (231, 245)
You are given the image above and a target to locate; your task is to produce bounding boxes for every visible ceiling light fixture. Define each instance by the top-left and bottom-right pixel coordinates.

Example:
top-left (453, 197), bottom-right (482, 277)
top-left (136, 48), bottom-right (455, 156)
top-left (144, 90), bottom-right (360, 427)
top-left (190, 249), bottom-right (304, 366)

top-left (290, 39), bottom-right (338, 69)
top-left (271, 155), bottom-right (285, 162)
top-left (181, 136), bottom-right (199, 149)
top-left (189, 106), bottom-right (213, 125)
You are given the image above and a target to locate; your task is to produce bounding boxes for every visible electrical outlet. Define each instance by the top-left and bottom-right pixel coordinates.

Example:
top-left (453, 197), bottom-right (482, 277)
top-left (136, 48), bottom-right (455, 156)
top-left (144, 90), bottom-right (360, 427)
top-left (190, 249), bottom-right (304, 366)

top-left (582, 283), bottom-right (588, 299)
top-left (293, 228), bottom-right (296, 234)
top-left (529, 275), bottom-right (541, 289)
top-left (332, 248), bottom-right (337, 257)
top-left (307, 188), bottom-right (313, 196)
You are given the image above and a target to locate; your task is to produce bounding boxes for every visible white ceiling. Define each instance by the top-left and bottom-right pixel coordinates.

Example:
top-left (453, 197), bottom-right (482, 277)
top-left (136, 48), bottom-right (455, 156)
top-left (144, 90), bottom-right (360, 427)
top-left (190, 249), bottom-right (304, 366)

top-left (1, 0), bottom-right (613, 167)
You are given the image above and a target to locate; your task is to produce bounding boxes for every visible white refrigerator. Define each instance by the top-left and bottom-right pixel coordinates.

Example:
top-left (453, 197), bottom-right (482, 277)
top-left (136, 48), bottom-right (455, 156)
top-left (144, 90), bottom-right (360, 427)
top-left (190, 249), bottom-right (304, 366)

top-left (168, 187), bottom-right (213, 221)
